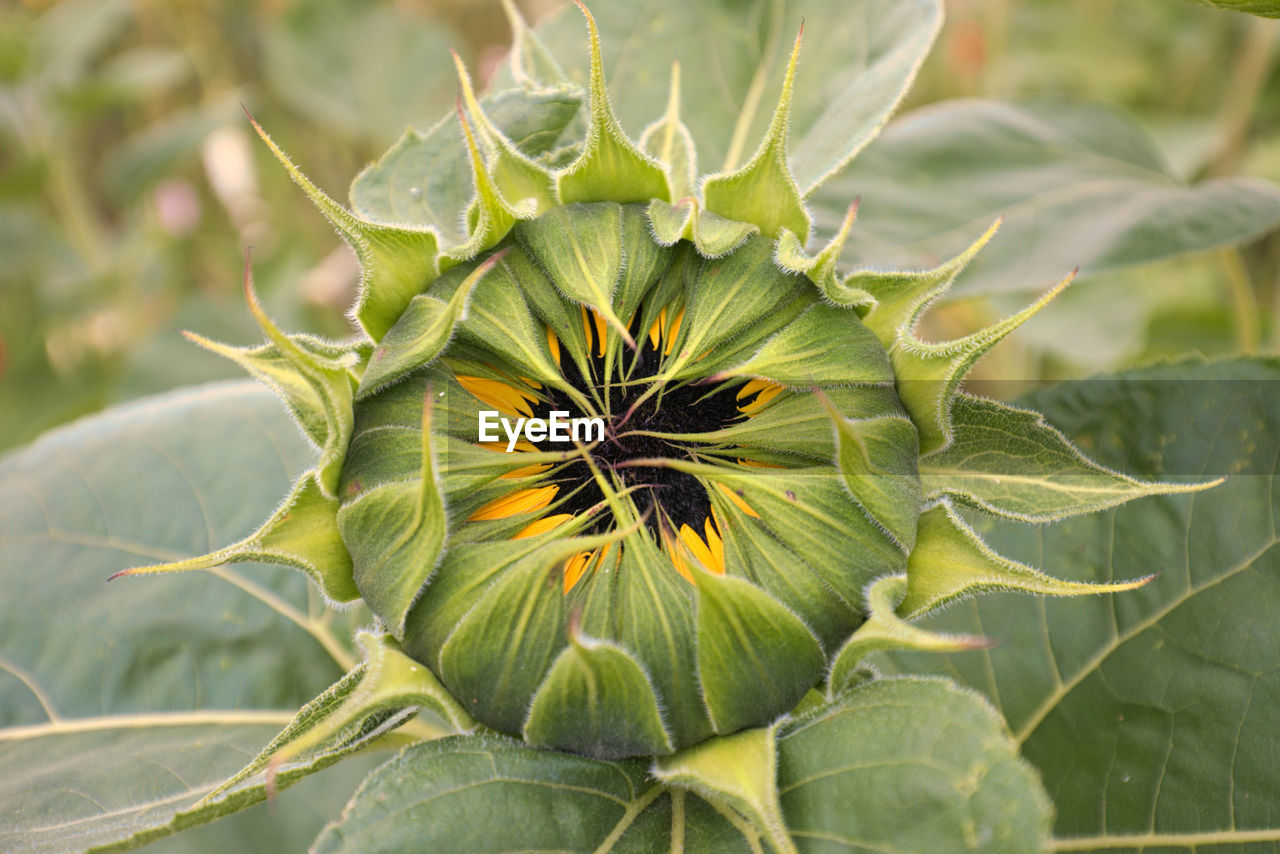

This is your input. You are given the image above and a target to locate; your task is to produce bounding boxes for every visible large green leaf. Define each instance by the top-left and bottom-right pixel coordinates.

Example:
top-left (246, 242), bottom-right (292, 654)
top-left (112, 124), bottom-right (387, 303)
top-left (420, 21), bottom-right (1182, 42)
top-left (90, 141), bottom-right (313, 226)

top-left (349, 86), bottom-right (581, 243)
top-left (0, 382), bottom-right (368, 853)
top-left (779, 678), bottom-right (1051, 853)
top-left (261, 0), bottom-right (459, 146)
top-left (819, 100), bottom-right (1280, 296)
top-left (884, 357), bottom-right (1280, 850)
top-left (523, 0), bottom-right (940, 193)
top-left (921, 394), bottom-right (1213, 523)
top-left (312, 678), bottom-right (1050, 853)
top-left (1193, 0), bottom-right (1280, 17)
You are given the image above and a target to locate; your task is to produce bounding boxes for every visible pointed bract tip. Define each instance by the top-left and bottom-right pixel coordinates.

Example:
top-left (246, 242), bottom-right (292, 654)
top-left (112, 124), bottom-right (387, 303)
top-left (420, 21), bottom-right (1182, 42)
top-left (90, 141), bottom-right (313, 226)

top-left (835, 199), bottom-right (860, 237)
top-left (572, 0), bottom-right (596, 33)
top-left (789, 22), bottom-right (804, 64)
top-left (241, 246), bottom-right (257, 305)
top-left (106, 568), bottom-right (134, 582)
top-left (421, 381), bottom-right (435, 430)
top-left (450, 48), bottom-right (473, 92)
top-left (476, 245), bottom-right (512, 272)
top-left (265, 753), bottom-right (284, 807)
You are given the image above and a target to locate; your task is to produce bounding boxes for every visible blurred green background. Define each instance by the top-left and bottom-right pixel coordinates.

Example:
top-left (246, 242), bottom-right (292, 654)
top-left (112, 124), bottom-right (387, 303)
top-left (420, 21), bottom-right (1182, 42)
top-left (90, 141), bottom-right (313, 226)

top-left (2, 0), bottom-right (1277, 453)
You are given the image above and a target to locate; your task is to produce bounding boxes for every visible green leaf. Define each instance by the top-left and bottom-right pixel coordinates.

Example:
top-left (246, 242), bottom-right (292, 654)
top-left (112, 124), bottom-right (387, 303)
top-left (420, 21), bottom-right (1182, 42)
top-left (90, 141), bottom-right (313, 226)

top-left (349, 87), bottom-right (581, 242)
top-left (821, 101), bottom-right (1280, 296)
top-left (523, 631), bottom-right (674, 759)
top-left (435, 544), bottom-right (569, 735)
top-left (656, 235), bottom-right (809, 382)
top-left (98, 664), bottom-right (427, 854)
top-left (116, 470), bottom-right (358, 604)
top-left (704, 464), bottom-right (907, 610)
top-left (513, 202), bottom-right (635, 346)
top-left (452, 52), bottom-right (557, 215)
top-left (638, 61), bottom-right (697, 200)
top-left (883, 357), bottom-right (1280, 849)
top-left (891, 273), bottom-right (1072, 455)
top-left (921, 394), bottom-right (1219, 523)
top-left (774, 203), bottom-right (875, 309)
top-left (702, 28), bottom-right (809, 241)
top-left (337, 391), bottom-right (446, 638)
top-left (248, 115), bottom-right (442, 344)
top-left (310, 684), bottom-right (1052, 854)
top-left (311, 735), bottom-right (726, 853)
top-left (525, 0), bottom-right (940, 195)
top-left (261, 0), bottom-right (457, 145)
top-left (1193, 0), bottom-right (1280, 17)
top-left (692, 570), bottom-right (824, 736)
top-left (182, 328), bottom-right (357, 492)
top-left (555, 2), bottom-right (670, 206)
top-left (356, 247), bottom-right (507, 399)
top-left (646, 198), bottom-right (757, 259)
top-left (653, 726), bottom-right (797, 854)
top-left (827, 408), bottom-right (922, 551)
top-left (97, 756), bottom-right (383, 854)
top-left (221, 632), bottom-right (467, 780)
top-left (496, 0), bottom-right (568, 87)
top-left (0, 382), bottom-right (362, 852)
top-left (901, 504), bottom-right (1149, 618)
top-left (714, 302), bottom-right (894, 389)
top-left (827, 575), bottom-right (991, 695)
top-left (778, 678), bottom-right (1052, 853)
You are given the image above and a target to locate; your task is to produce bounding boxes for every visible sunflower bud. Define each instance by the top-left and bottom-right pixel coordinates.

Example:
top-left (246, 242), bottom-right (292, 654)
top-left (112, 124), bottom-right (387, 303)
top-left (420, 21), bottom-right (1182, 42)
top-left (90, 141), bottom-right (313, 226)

top-left (119, 0), bottom-right (1216, 761)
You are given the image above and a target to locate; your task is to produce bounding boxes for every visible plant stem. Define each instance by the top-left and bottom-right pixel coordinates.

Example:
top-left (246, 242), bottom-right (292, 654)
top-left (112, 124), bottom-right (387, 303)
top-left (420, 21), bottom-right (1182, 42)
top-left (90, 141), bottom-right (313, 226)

top-left (1207, 16), bottom-right (1278, 178)
top-left (1220, 247), bottom-right (1260, 354)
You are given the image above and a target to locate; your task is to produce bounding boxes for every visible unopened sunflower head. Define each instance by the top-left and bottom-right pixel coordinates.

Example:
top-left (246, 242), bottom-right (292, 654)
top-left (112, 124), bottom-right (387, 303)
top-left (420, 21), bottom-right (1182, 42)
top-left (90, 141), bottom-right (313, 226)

top-left (118, 1), bottom-right (1215, 759)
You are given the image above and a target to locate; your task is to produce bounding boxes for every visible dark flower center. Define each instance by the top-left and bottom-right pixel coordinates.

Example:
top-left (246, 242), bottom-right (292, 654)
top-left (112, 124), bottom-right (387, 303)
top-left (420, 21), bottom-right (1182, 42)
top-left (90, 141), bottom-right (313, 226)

top-left (532, 311), bottom-right (758, 536)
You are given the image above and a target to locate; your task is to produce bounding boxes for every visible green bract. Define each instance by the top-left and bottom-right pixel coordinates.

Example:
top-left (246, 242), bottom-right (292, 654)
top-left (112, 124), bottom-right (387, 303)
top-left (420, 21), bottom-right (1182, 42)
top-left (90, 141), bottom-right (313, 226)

top-left (121, 2), bottom-right (1212, 767)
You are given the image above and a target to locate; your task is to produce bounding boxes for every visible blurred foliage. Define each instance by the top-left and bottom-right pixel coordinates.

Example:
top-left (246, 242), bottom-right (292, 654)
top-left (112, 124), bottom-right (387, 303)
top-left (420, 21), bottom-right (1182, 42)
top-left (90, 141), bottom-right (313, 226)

top-left (910, 0), bottom-right (1280, 392)
top-left (2, 0), bottom-right (1278, 452)
top-left (0, 0), bottom-right (529, 451)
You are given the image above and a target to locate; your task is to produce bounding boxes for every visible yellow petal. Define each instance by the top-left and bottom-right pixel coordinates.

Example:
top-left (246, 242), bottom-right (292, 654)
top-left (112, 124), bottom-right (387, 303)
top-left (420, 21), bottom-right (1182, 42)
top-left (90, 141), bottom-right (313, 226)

top-left (457, 374), bottom-right (538, 417)
top-left (468, 484), bottom-right (559, 521)
top-left (546, 326), bottom-right (561, 368)
top-left (737, 379), bottom-right (782, 414)
top-left (591, 308), bottom-right (608, 357)
top-left (717, 482), bottom-right (760, 518)
top-left (648, 307), bottom-right (667, 350)
top-left (704, 517), bottom-right (725, 574)
top-left (679, 522), bottom-right (725, 575)
top-left (737, 457), bottom-right (785, 469)
top-left (563, 551), bottom-right (592, 593)
top-left (662, 528), bottom-right (695, 584)
top-left (663, 307), bottom-right (684, 356)
top-left (514, 513), bottom-right (575, 539)
top-left (580, 305), bottom-right (594, 354)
